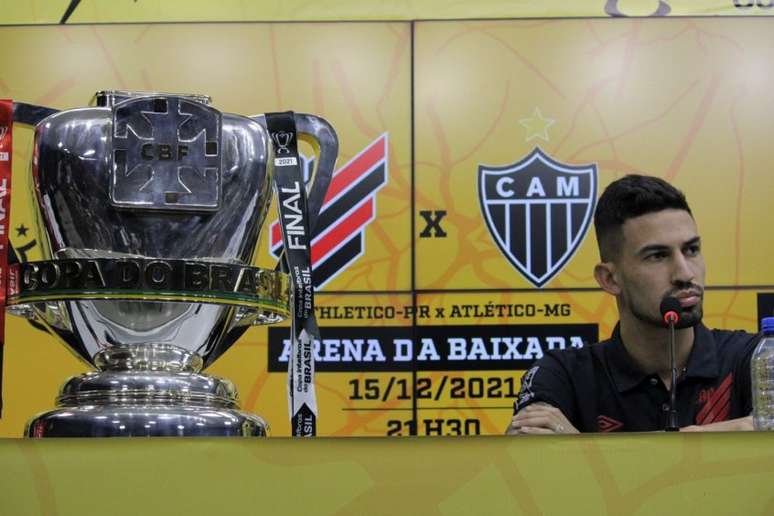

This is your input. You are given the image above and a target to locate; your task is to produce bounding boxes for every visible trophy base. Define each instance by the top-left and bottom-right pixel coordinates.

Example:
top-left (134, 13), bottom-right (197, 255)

top-left (26, 405), bottom-right (267, 438)
top-left (25, 344), bottom-right (268, 438)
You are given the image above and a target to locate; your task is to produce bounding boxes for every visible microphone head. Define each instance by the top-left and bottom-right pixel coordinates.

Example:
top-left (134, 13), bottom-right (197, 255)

top-left (660, 296), bottom-right (681, 326)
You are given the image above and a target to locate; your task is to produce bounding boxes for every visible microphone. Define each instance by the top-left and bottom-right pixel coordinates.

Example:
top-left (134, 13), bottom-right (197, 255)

top-left (660, 296), bottom-right (681, 431)
top-left (660, 297), bottom-right (681, 326)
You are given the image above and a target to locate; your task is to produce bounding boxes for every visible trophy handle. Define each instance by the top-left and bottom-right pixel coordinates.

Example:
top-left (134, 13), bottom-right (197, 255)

top-left (293, 113), bottom-right (338, 232)
top-left (12, 102), bottom-right (59, 126)
top-left (252, 113), bottom-right (338, 232)
top-left (6, 103), bottom-right (58, 319)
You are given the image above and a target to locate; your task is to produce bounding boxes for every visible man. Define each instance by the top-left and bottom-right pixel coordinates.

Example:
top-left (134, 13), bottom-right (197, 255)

top-left (506, 175), bottom-right (758, 434)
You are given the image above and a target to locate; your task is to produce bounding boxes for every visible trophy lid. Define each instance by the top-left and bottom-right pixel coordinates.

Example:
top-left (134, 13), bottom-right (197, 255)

top-left (94, 90), bottom-right (212, 107)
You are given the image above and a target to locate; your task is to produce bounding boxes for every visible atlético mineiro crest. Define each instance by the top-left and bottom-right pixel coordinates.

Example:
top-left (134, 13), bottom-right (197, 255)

top-left (478, 147), bottom-right (597, 288)
top-left (269, 134), bottom-right (388, 289)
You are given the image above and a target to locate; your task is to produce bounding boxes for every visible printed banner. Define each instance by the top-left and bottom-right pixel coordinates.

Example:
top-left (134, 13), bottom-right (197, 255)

top-left (0, 17), bottom-right (771, 438)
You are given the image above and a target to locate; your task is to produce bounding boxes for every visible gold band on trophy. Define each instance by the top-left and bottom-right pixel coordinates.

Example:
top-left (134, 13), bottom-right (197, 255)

top-left (7, 259), bottom-right (290, 316)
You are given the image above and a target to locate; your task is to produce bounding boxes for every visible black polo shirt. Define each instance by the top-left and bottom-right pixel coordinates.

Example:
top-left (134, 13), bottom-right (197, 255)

top-left (513, 324), bottom-right (759, 432)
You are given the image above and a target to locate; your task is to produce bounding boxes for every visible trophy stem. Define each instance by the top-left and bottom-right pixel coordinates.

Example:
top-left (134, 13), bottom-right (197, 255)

top-left (94, 343), bottom-right (204, 373)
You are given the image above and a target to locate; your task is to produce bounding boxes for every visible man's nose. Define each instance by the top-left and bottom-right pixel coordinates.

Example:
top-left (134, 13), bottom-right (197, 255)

top-left (671, 253), bottom-right (695, 284)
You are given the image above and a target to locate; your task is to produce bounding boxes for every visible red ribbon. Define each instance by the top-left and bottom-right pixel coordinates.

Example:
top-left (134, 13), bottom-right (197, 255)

top-left (0, 99), bottom-right (12, 415)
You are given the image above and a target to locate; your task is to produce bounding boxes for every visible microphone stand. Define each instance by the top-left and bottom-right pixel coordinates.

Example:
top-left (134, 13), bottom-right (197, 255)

top-left (666, 319), bottom-right (679, 432)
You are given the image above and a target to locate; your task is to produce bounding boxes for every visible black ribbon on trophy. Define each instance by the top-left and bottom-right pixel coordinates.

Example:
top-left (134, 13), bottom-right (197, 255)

top-left (265, 111), bottom-right (319, 437)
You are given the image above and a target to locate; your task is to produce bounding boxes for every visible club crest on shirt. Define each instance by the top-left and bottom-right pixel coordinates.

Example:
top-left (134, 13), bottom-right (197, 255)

top-left (695, 373), bottom-right (733, 425)
top-left (514, 365), bottom-right (540, 412)
top-left (478, 148), bottom-right (597, 288)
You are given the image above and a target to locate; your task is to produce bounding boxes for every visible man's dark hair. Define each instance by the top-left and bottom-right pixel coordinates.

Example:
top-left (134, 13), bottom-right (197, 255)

top-left (594, 175), bottom-right (692, 262)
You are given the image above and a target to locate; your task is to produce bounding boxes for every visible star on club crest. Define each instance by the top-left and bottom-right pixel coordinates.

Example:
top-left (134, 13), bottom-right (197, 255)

top-left (519, 107), bottom-right (555, 142)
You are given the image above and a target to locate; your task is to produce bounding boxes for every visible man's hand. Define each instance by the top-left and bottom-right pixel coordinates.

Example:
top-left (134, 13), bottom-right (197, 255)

top-left (505, 402), bottom-right (579, 435)
top-left (680, 415), bottom-right (753, 432)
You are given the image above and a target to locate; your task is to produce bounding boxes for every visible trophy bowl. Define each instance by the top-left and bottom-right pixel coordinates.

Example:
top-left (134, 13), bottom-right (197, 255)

top-left (7, 91), bottom-right (337, 437)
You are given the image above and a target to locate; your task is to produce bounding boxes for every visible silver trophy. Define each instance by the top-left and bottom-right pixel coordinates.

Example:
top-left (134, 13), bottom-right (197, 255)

top-left (8, 91), bottom-right (337, 437)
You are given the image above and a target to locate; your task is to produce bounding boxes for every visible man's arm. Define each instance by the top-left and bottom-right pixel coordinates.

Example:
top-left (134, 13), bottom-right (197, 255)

top-left (505, 358), bottom-right (579, 435)
top-left (506, 402), bottom-right (579, 435)
top-left (681, 415), bottom-right (753, 432)
top-left (680, 331), bottom-right (759, 433)
top-left (508, 412), bottom-right (752, 434)
top-left (682, 331), bottom-right (760, 433)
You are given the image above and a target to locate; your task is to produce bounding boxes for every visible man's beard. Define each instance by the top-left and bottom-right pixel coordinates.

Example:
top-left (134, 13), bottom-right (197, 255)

top-left (671, 304), bottom-right (703, 329)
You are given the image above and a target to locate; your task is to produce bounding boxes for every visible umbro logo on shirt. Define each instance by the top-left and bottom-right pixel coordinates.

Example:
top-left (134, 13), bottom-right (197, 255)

top-left (597, 415), bottom-right (624, 432)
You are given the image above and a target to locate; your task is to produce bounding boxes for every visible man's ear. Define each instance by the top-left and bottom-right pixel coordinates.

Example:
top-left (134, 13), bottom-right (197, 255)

top-left (594, 262), bottom-right (621, 296)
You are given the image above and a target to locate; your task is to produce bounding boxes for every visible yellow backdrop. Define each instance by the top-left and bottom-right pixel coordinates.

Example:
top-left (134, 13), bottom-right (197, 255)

top-left (0, 14), bottom-right (772, 438)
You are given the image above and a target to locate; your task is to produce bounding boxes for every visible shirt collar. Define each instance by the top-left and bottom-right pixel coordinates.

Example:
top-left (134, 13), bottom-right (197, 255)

top-left (606, 323), bottom-right (720, 393)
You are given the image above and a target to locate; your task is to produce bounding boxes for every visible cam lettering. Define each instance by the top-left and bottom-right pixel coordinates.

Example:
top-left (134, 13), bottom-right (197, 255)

top-left (495, 176), bottom-right (581, 199)
top-left (526, 176), bottom-right (546, 197)
top-left (496, 177), bottom-right (515, 197)
top-left (140, 143), bottom-right (190, 161)
top-left (557, 176), bottom-right (579, 196)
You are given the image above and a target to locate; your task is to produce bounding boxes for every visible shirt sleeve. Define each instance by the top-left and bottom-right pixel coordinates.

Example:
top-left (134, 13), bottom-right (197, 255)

top-left (513, 353), bottom-right (577, 423)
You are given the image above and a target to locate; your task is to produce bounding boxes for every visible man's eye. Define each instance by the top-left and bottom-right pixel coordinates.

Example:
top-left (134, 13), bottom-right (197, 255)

top-left (646, 252), bottom-right (667, 261)
top-left (685, 245), bottom-right (701, 256)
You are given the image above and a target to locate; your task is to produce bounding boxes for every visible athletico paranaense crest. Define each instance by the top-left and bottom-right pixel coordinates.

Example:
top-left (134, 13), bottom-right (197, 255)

top-left (478, 147), bottom-right (597, 288)
top-left (270, 134), bottom-right (388, 288)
